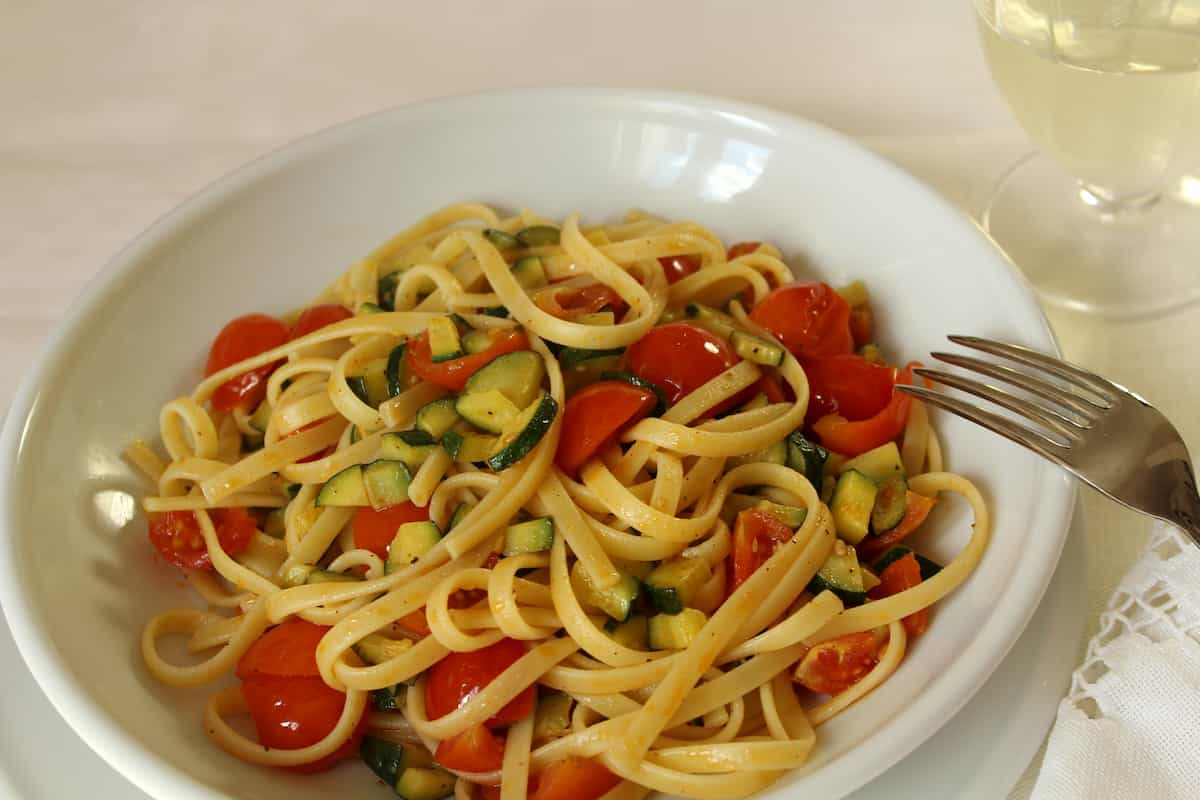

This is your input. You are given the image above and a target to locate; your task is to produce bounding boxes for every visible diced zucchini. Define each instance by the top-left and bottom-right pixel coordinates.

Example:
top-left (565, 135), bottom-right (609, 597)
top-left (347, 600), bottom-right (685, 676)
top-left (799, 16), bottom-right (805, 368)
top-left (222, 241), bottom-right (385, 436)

top-left (372, 684), bottom-right (406, 711)
top-left (379, 430), bottom-right (438, 469)
top-left (837, 280), bottom-right (869, 307)
top-left (316, 465), bottom-right (369, 507)
top-left (842, 442), bottom-right (905, 483)
top-left (739, 392), bottom-right (769, 412)
top-left (577, 311), bottom-right (616, 326)
top-left (360, 736), bottom-right (406, 786)
top-left (385, 343), bottom-right (411, 397)
top-left (456, 389), bottom-right (521, 434)
top-left (359, 301), bottom-right (385, 315)
top-left (248, 399), bottom-right (272, 433)
top-left (648, 608), bottom-right (708, 650)
top-left (363, 460), bottom-right (413, 510)
top-left (731, 331), bottom-right (784, 366)
top-left (858, 343), bottom-right (885, 364)
top-left (377, 273), bottom-right (400, 311)
top-left (515, 225), bottom-right (560, 246)
top-left (861, 565), bottom-right (882, 592)
top-left (416, 397), bottom-right (461, 440)
top-left (448, 502), bottom-right (475, 530)
top-left (441, 429), bottom-right (499, 463)
top-left (559, 346), bottom-right (624, 370)
top-left (464, 350), bottom-right (545, 410)
top-left (598, 370), bottom-right (668, 415)
top-left (354, 633), bottom-right (414, 665)
top-left (752, 500), bottom-right (808, 529)
top-left (532, 693), bottom-right (573, 743)
top-left (874, 546), bottom-right (942, 580)
top-left (263, 507), bottom-right (286, 538)
top-left (570, 560), bottom-right (640, 622)
top-left (395, 766), bottom-right (456, 800)
top-left (386, 521), bottom-right (442, 572)
top-left (427, 316), bottom-right (463, 363)
top-left (481, 305), bottom-right (509, 318)
top-left (685, 303), bottom-right (737, 339)
top-left (486, 392), bottom-right (558, 471)
top-left (503, 517), bottom-right (554, 556)
top-left (731, 439), bottom-right (787, 467)
top-left (871, 475), bottom-right (908, 532)
top-left (807, 539), bottom-right (867, 607)
top-left (563, 355), bottom-right (622, 397)
top-left (606, 614), bottom-right (649, 649)
top-left (511, 255), bottom-right (548, 290)
top-left (825, 452), bottom-right (848, 475)
top-left (461, 330), bottom-right (492, 355)
top-left (787, 431), bottom-right (829, 489)
top-left (348, 357), bottom-right (391, 408)
top-left (830, 470), bottom-right (879, 545)
top-left (483, 228), bottom-right (522, 251)
top-left (612, 558), bottom-right (655, 581)
top-left (644, 557), bottom-right (712, 615)
top-left (350, 425), bottom-right (362, 444)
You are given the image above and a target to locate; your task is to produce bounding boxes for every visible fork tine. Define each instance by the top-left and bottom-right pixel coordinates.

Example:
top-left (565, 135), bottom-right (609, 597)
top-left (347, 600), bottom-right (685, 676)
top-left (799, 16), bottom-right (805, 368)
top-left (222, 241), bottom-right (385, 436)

top-left (897, 384), bottom-right (1072, 464)
top-left (947, 335), bottom-right (1116, 406)
top-left (930, 352), bottom-right (1103, 420)
top-left (912, 367), bottom-right (1084, 441)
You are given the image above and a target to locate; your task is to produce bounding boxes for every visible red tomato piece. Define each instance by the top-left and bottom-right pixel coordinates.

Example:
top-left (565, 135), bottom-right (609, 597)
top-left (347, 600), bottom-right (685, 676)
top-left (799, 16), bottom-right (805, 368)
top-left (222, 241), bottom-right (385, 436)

top-left (849, 307), bottom-right (873, 348)
top-left (748, 283), bottom-right (853, 362)
top-left (811, 367), bottom-right (914, 457)
top-left (868, 553), bottom-right (929, 637)
top-left (241, 675), bottom-right (366, 773)
top-left (555, 380), bottom-right (658, 476)
top-left (753, 371), bottom-right (790, 404)
top-left (205, 313), bottom-right (290, 413)
top-left (794, 632), bottom-right (880, 695)
top-left (435, 723), bottom-right (506, 774)
top-left (290, 304), bottom-right (353, 339)
top-left (396, 608), bottom-right (432, 637)
top-left (552, 281), bottom-right (629, 319)
top-left (726, 241), bottom-right (763, 260)
top-left (479, 785), bottom-right (503, 800)
top-left (147, 508), bottom-right (256, 571)
top-left (406, 329), bottom-right (530, 392)
top-left (425, 638), bottom-right (535, 727)
top-left (530, 757), bottom-right (622, 800)
top-left (729, 509), bottom-right (795, 592)
top-left (658, 254), bottom-right (702, 284)
top-left (236, 619), bottom-right (328, 680)
top-left (625, 322), bottom-right (738, 406)
top-left (803, 355), bottom-right (896, 425)
top-left (858, 492), bottom-right (937, 560)
top-left (352, 502), bottom-right (431, 560)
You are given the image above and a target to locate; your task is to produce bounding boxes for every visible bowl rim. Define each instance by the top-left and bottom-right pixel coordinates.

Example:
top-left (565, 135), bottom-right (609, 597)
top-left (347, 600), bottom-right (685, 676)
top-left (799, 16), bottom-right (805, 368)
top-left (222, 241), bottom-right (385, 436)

top-left (0, 87), bottom-right (1075, 800)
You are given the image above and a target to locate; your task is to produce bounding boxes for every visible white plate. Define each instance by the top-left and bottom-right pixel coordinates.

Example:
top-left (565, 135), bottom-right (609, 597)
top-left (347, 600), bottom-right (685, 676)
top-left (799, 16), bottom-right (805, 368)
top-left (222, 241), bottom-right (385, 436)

top-left (0, 89), bottom-right (1075, 800)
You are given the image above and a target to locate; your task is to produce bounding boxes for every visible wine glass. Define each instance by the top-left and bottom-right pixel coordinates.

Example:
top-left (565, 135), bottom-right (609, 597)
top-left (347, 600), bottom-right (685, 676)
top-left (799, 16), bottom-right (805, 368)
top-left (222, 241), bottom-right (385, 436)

top-left (975, 0), bottom-right (1200, 318)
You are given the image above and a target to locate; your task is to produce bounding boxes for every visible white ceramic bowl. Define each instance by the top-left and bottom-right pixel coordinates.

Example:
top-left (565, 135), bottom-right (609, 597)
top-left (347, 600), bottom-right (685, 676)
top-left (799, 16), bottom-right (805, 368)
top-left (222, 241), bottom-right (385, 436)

top-left (0, 89), bottom-right (1074, 800)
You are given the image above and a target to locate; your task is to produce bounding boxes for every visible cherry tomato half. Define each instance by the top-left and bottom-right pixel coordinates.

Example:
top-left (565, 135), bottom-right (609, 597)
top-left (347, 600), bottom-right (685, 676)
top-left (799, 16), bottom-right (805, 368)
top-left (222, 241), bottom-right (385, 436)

top-left (555, 380), bottom-right (658, 476)
top-left (236, 619), bottom-right (328, 680)
top-left (726, 241), bottom-right (763, 260)
top-left (205, 313), bottom-right (290, 413)
top-left (858, 491), bottom-right (937, 561)
top-left (147, 508), bottom-right (256, 571)
top-left (434, 723), bottom-right (505, 774)
top-left (552, 281), bottom-right (629, 320)
top-left (290, 304), bottom-right (353, 339)
top-left (748, 283), bottom-right (853, 362)
top-left (625, 322), bottom-right (738, 407)
top-left (352, 502), bottom-right (431, 560)
top-left (803, 355), bottom-right (896, 425)
top-left (425, 638), bottom-right (535, 727)
top-left (530, 757), bottom-right (622, 800)
top-left (811, 366), bottom-right (914, 457)
top-left (240, 675), bottom-right (366, 773)
top-left (658, 254), bottom-right (702, 285)
top-left (406, 329), bottom-right (530, 392)
top-left (867, 552), bottom-right (929, 637)
top-left (729, 509), bottom-right (795, 592)
top-left (793, 632), bottom-right (880, 696)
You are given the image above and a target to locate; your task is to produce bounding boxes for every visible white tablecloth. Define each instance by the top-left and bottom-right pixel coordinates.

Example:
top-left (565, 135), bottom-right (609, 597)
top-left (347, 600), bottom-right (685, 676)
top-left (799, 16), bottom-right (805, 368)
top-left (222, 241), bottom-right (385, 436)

top-left (2, 1), bottom-right (1197, 797)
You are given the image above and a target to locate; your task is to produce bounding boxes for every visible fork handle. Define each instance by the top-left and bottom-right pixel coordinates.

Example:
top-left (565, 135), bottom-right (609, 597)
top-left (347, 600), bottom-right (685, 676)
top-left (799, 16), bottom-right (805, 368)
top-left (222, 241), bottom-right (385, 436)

top-left (1165, 459), bottom-right (1200, 547)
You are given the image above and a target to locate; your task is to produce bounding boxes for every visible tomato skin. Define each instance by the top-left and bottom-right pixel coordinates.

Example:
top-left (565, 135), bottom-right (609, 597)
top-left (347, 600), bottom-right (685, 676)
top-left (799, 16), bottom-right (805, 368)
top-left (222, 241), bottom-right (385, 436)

top-left (726, 241), bottom-right (763, 260)
top-left (794, 632), bottom-right (880, 695)
top-left (729, 509), bottom-right (795, 592)
top-left (859, 492), bottom-right (937, 560)
top-left (625, 323), bottom-right (739, 406)
top-left (435, 724), bottom-right (505, 774)
top-left (353, 502), bottom-right (431, 560)
top-left (754, 371), bottom-right (790, 404)
top-left (147, 508), bottom-right (256, 570)
top-left (658, 254), bottom-right (702, 284)
top-left (205, 313), bottom-right (290, 413)
top-left (240, 675), bottom-right (366, 773)
top-left (425, 638), bottom-right (535, 727)
top-left (551, 282), bottom-right (629, 319)
top-left (530, 757), bottom-right (622, 800)
top-left (748, 283), bottom-right (853, 362)
top-left (803, 355), bottom-right (896, 425)
top-left (236, 619), bottom-right (327, 680)
top-left (290, 304), bottom-right (353, 339)
top-left (556, 381), bottom-right (658, 476)
top-left (406, 329), bottom-right (530, 392)
top-left (868, 553), bottom-right (929, 637)
top-left (479, 785), bottom-right (503, 800)
top-left (811, 366), bottom-right (913, 456)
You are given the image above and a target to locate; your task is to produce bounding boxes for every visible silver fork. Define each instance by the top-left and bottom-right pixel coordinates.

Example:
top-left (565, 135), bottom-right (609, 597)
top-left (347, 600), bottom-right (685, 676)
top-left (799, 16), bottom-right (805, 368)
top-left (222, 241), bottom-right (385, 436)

top-left (896, 335), bottom-right (1200, 546)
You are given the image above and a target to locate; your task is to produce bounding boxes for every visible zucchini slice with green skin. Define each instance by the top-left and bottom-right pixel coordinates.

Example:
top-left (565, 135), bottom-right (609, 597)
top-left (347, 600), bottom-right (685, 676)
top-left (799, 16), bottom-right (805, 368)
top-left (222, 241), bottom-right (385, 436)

top-left (685, 303), bottom-right (738, 339)
top-left (874, 546), bottom-right (942, 580)
top-left (648, 608), bottom-right (708, 650)
top-left (263, 507), bottom-right (286, 538)
top-left (347, 357), bottom-right (391, 408)
top-left (353, 633), bottom-right (413, 665)
top-left (644, 557), bottom-right (712, 615)
top-left (842, 441), bottom-right (905, 483)
top-left (385, 343), bottom-right (410, 397)
top-left (730, 331), bottom-right (784, 366)
top-left (577, 311), bottom-right (615, 326)
top-left (455, 389), bottom-right (521, 434)
top-left (362, 459), bottom-right (413, 510)
top-left (559, 346), bottom-right (624, 370)
top-left (360, 736), bottom-right (406, 786)
top-left (751, 500), bottom-right (808, 529)
top-left (386, 520), bottom-right (442, 572)
top-left (441, 429), bottom-right (499, 463)
top-left (416, 397), bottom-right (461, 440)
top-left (358, 302), bottom-right (385, 315)
top-left (563, 355), bottom-right (622, 397)
top-left (486, 392), bottom-right (558, 471)
top-left (481, 305), bottom-right (509, 318)
top-left (427, 316), bottom-right (463, 363)
top-left (605, 614), bottom-right (649, 650)
top-left (372, 684), bottom-right (406, 711)
top-left (532, 693), bottom-right (574, 742)
top-left (461, 330), bottom-right (493, 354)
top-left (787, 431), bottom-right (829, 489)
top-left (316, 464), bottom-right (369, 507)
top-left (515, 225), bottom-right (560, 246)
top-left (830, 469), bottom-right (878, 544)
top-left (511, 255), bottom-right (549, 290)
top-left (448, 501), bottom-right (475, 530)
top-left (396, 766), bottom-right (456, 800)
top-left (377, 273), bottom-right (401, 311)
top-left (483, 228), bottom-right (521, 251)
top-left (503, 517), bottom-right (554, 556)
top-left (807, 540), bottom-right (867, 607)
top-left (570, 560), bottom-right (640, 622)
top-left (379, 430), bottom-right (438, 469)
top-left (464, 350), bottom-right (545, 410)
top-left (871, 475), bottom-right (908, 532)
top-left (731, 439), bottom-right (787, 468)
top-left (599, 370), bottom-right (668, 416)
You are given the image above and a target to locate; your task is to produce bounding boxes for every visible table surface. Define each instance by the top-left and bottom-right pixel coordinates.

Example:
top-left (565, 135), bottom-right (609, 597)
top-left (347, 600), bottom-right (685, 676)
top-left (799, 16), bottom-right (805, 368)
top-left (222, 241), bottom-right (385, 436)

top-left (2, 1), bottom-right (1194, 798)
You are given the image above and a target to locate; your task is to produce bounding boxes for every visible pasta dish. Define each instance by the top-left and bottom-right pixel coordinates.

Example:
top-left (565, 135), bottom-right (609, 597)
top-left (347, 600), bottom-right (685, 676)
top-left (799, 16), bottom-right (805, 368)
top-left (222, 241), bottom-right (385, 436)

top-left (127, 204), bottom-right (989, 800)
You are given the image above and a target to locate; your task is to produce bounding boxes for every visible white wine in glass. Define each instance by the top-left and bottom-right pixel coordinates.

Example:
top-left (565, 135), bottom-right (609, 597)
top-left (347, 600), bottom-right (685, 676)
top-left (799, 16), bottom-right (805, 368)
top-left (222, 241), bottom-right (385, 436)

top-left (975, 0), bottom-right (1200, 317)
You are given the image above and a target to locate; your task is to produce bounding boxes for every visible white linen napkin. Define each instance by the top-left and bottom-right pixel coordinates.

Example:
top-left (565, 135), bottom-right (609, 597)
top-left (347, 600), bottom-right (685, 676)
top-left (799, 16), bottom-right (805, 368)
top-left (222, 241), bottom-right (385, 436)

top-left (1031, 522), bottom-right (1200, 800)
